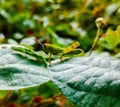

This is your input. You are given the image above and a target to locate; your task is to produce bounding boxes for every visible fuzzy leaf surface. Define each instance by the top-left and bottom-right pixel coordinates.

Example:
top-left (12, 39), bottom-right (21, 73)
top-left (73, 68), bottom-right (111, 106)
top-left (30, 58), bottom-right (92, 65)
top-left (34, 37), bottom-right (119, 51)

top-left (49, 54), bottom-right (120, 107)
top-left (0, 45), bottom-right (49, 90)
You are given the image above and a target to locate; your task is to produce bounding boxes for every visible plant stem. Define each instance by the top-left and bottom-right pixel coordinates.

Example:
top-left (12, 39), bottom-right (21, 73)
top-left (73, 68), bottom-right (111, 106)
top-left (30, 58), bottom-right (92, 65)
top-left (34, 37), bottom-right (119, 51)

top-left (30, 93), bottom-right (63, 107)
top-left (0, 90), bottom-right (13, 106)
top-left (89, 27), bottom-right (101, 55)
top-left (36, 98), bottom-right (53, 107)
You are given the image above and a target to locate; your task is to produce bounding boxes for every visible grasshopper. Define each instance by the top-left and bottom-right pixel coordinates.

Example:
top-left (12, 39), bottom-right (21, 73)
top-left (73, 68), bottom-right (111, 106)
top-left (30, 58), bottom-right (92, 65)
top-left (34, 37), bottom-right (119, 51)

top-left (35, 39), bottom-right (84, 64)
top-left (11, 40), bottom-right (84, 65)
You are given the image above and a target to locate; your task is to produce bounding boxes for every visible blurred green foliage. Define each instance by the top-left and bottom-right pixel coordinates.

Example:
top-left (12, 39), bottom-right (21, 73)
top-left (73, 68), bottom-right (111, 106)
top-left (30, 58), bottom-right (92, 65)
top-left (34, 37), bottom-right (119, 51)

top-left (1, 0), bottom-right (120, 106)
top-left (0, 0), bottom-right (120, 52)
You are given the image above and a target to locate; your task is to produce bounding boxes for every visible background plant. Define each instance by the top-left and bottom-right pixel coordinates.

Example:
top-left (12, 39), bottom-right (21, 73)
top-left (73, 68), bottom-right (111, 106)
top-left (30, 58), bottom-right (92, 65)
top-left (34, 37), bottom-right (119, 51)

top-left (1, 0), bottom-right (120, 107)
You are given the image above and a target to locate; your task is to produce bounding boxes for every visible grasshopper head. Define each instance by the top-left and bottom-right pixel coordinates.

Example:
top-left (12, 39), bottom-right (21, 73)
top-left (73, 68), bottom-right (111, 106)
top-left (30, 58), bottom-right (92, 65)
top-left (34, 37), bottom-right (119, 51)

top-left (43, 44), bottom-right (48, 54)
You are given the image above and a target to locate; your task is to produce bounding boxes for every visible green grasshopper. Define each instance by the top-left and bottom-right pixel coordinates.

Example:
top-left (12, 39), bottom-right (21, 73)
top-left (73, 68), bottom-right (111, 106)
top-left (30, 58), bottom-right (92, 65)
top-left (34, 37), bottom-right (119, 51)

top-left (35, 39), bottom-right (84, 63)
top-left (11, 40), bottom-right (84, 65)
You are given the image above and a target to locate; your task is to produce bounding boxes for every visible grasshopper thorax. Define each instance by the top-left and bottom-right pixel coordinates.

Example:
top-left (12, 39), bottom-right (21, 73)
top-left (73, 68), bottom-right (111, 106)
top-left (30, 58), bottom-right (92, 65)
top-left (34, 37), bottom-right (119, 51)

top-left (43, 44), bottom-right (63, 55)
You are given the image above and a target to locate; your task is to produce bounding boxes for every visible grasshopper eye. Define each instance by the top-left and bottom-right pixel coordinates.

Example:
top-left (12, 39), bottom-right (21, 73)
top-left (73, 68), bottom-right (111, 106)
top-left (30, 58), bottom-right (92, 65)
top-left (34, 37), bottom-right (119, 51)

top-left (44, 44), bottom-right (47, 48)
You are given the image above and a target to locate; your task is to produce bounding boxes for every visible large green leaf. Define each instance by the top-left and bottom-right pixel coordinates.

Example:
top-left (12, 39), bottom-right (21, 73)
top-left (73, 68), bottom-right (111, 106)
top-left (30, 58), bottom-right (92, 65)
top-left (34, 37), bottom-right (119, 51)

top-left (49, 54), bottom-right (120, 107)
top-left (0, 45), bottom-right (50, 90)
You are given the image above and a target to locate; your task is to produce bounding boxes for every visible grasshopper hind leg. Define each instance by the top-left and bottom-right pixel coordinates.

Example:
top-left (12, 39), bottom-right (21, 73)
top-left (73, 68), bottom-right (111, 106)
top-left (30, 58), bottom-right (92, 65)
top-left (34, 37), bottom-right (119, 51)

top-left (60, 53), bottom-right (63, 62)
top-left (48, 53), bottom-right (52, 65)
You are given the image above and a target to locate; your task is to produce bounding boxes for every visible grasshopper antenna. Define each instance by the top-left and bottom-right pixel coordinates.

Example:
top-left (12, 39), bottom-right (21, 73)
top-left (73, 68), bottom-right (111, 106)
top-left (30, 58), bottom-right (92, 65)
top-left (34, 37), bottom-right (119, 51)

top-left (35, 39), bottom-right (44, 48)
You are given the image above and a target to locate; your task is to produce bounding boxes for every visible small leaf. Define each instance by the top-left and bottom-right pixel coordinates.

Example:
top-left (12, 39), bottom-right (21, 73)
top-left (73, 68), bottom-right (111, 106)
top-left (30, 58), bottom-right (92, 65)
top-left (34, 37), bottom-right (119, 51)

top-left (47, 27), bottom-right (74, 46)
top-left (0, 9), bottom-right (12, 23)
top-left (13, 32), bottom-right (24, 40)
top-left (116, 25), bottom-right (120, 40)
top-left (0, 33), bottom-right (5, 43)
top-left (20, 37), bottom-right (36, 46)
top-left (104, 28), bottom-right (120, 49)
top-left (49, 54), bottom-right (120, 107)
top-left (22, 20), bottom-right (35, 29)
top-left (8, 39), bottom-right (18, 45)
top-left (0, 45), bottom-right (50, 90)
top-left (105, 4), bottom-right (118, 17)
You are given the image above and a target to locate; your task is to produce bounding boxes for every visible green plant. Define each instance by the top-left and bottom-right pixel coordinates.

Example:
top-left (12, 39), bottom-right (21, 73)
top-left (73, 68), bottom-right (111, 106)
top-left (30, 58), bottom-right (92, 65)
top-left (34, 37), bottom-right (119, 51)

top-left (1, 43), bottom-right (120, 107)
top-left (1, 0), bottom-right (120, 106)
top-left (1, 18), bottom-right (120, 107)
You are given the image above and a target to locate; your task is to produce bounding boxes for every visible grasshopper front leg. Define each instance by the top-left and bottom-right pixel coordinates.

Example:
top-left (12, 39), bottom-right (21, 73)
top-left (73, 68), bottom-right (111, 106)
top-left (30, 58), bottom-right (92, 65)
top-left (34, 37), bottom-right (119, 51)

top-left (60, 41), bottom-right (81, 61)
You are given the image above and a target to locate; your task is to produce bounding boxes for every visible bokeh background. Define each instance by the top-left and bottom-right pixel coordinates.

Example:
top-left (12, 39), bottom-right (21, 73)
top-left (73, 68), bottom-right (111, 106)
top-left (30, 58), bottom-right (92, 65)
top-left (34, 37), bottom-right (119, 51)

top-left (0, 0), bottom-right (120, 107)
